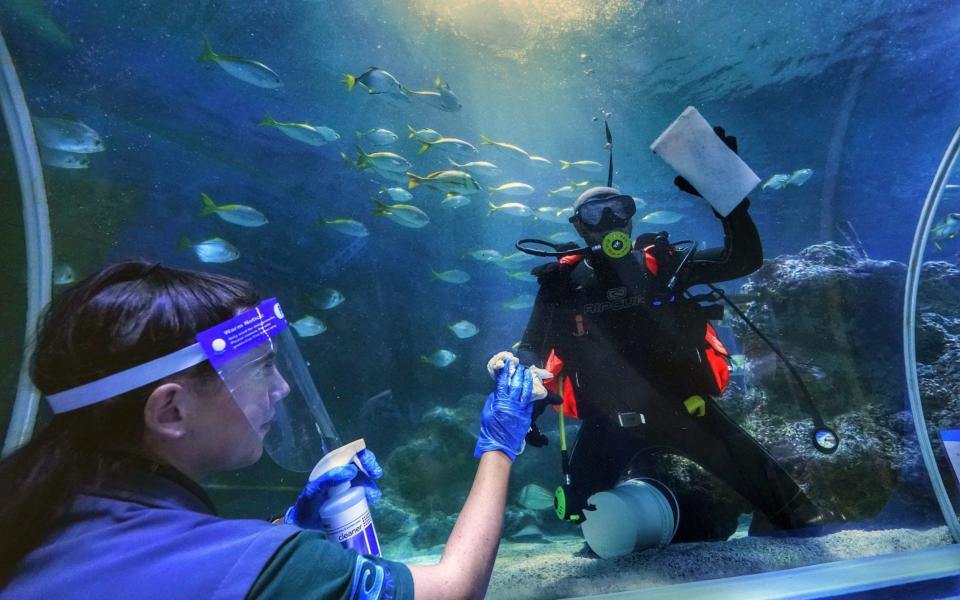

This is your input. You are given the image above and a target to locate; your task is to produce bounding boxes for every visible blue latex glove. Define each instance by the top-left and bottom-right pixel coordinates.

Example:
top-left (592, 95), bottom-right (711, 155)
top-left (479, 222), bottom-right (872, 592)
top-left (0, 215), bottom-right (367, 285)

top-left (284, 448), bottom-right (383, 529)
top-left (474, 360), bottom-right (535, 461)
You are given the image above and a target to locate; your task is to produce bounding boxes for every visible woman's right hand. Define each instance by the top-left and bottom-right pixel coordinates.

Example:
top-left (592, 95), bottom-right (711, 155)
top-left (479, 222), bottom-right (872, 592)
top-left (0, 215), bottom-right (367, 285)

top-left (474, 360), bottom-right (534, 461)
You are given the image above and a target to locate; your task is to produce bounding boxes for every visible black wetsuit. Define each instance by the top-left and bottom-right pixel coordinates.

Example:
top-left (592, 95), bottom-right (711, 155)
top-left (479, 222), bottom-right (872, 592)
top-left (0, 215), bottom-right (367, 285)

top-left (518, 200), bottom-right (824, 537)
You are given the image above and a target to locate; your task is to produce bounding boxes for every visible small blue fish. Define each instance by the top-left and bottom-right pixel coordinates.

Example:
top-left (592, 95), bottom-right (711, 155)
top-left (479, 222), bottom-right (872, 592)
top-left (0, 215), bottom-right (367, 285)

top-left (518, 484), bottom-right (554, 510)
top-left (179, 236), bottom-right (240, 263)
top-left (421, 349), bottom-right (457, 368)
top-left (291, 316), bottom-right (327, 337)
top-left (448, 320), bottom-right (479, 339)
top-left (309, 288), bottom-right (345, 310)
top-left (502, 294), bottom-right (535, 310)
top-left (640, 210), bottom-right (683, 225)
top-left (465, 249), bottom-right (502, 262)
top-left (41, 147), bottom-right (90, 169)
top-left (441, 194), bottom-right (471, 209)
top-left (53, 263), bottom-right (76, 285)
top-left (432, 269), bottom-right (470, 284)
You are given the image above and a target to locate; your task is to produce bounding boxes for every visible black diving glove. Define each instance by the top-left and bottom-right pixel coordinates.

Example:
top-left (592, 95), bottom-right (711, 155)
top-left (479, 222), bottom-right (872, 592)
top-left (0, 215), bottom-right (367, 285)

top-left (525, 391), bottom-right (562, 448)
top-left (674, 126), bottom-right (739, 198)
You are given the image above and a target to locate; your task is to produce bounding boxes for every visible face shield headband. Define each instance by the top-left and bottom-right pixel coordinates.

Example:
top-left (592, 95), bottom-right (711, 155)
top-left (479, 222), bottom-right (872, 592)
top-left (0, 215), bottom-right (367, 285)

top-left (45, 298), bottom-right (340, 472)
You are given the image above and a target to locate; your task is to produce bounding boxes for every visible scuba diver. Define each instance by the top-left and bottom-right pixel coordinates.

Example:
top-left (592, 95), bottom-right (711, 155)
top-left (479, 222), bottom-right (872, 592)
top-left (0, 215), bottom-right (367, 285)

top-left (515, 127), bottom-right (834, 542)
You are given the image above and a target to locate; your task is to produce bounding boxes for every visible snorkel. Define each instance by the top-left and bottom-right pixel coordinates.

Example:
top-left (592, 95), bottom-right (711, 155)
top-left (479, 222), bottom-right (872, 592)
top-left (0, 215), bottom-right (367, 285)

top-left (517, 121), bottom-right (632, 261)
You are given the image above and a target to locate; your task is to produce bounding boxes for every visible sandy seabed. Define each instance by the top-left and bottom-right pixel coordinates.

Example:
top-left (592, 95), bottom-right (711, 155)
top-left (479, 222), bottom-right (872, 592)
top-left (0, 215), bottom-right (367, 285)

top-left (395, 526), bottom-right (951, 599)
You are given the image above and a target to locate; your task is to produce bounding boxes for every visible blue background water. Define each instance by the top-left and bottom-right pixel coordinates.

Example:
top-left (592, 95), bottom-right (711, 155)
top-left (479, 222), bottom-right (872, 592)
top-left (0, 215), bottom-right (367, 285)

top-left (1, 0), bottom-right (959, 567)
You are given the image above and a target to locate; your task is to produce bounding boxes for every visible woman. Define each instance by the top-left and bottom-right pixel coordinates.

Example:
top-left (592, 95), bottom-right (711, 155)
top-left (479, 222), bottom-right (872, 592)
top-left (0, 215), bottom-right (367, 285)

top-left (0, 260), bottom-right (535, 599)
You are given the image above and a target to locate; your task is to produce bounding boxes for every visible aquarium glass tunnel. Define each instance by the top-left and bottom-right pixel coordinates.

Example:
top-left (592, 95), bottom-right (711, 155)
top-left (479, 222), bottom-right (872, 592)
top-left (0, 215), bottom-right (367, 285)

top-left (1, 1), bottom-right (959, 598)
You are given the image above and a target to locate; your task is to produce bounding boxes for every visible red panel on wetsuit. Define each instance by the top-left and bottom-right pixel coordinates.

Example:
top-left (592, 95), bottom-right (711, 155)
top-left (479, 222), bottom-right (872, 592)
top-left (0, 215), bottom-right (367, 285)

top-left (642, 245), bottom-right (659, 275)
top-left (559, 254), bottom-right (583, 266)
top-left (543, 349), bottom-right (580, 419)
top-left (704, 323), bottom-right (730, 393)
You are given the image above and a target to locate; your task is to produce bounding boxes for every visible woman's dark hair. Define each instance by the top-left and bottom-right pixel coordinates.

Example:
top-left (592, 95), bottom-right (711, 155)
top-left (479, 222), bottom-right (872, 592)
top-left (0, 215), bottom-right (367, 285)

top-left (0, 260), bottom-right (259, 583)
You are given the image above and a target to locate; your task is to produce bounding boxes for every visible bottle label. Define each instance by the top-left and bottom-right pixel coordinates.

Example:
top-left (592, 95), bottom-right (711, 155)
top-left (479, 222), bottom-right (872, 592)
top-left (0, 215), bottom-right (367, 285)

top-left (321, 500), bottom-right (381, 557)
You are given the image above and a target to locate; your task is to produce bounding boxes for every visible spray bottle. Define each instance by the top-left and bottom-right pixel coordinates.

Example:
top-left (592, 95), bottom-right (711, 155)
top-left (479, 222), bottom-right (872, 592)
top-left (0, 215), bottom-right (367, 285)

top-left (309, 438), bottom-right (381, 556)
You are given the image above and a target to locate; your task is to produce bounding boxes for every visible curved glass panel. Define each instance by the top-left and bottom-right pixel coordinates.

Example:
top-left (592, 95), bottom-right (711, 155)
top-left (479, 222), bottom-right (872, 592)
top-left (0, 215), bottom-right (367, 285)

top-left (1, 1), bottom-right (957, 596)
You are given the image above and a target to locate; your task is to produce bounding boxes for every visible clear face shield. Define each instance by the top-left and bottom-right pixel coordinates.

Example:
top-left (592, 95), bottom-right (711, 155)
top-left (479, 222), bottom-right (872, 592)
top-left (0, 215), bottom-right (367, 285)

top-left (46, 298), bottom-right (340, 472)
top-left (195, 298), bottom-right (340, 471)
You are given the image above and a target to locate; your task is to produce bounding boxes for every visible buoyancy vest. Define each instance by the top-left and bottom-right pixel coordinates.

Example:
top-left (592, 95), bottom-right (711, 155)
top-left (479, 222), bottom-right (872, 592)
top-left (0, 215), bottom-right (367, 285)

top-left (537, 242), bottom-right (730, 421)
top-left (1, 464), bottom-right (301, 600)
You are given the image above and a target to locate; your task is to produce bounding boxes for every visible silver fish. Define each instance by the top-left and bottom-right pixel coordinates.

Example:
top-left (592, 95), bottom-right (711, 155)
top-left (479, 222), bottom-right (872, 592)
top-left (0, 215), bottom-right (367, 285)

top-left (341, 67), bottom-right (408, 100)
top-left (449, 158), bottom-right (500, 177)
top-left (502, 293), bottom-right (535, 310)
top-left (309, 288), bottom-right (345, 310)
top-left (198, 39), bottom-right (282, 89)
top-left (788, 168), bottom-right (813, 186)
top-left (518, 484), bottom-right (554, 510)
top-left (448, 320), bottom-right (479, 339)
top-left (932, 213), bottom-right (960, 250)
top-left (407, 170), bottom-right (482, 195)
top-left (488, 201), bottom-right (533, 217)
top-left (548, 181), bottom-right (590, 198)
top-left (259, 113), bottom-right (338, 146)
top-left (641, 210), bottom-right (684, 225)
top-left (179, 237), bottom-right (240, 263)
top-left (373, 200), bottom-right (430, 229)
top-left (536, 207), bottom-right (570, 224)
top-left (440, 194), bottom-right (471, 209)
top-left (508, 271), bottom-right (538, 283)
top-left (488, 182), bottom-right (534, 197)
top-left (53, 263), bottom-right (76, 285)
top-left (528, 156), bottom-right (552, 169)
top-left (435, 77), bottom-right (462, 111)
top-left (356, 128), bottom-right (398, 146)
top-left (417, 137), bottom-right (478, 159)
top-left (465, 249), bottom-right (503, 262)
top-left (379, 187), bottom-right (414, 203)
top-left (432, 269), bottom-right (470, 284)
top-left (199, 193), bottom-right (268, 227)
top-left (762, 174), bottom-right (791, 190)
top-left (291, 316), bottom-right (327, 337)
top-left (33, 116), bottom-right (104, 153)
top-left (560, 160), bottom-right (603, 172)
top-left (317, 218), bottom-right (369, 237)
top-left (421, 349), bottom-right (457, 368)
top-left (480, 135), bottom-right (530, 162)
top-left (40, 147), bottom-right (90, 169)
top-left (343, 146), bottom-right (411, 174)
top-left (407, 125), bottom-right (442, 143)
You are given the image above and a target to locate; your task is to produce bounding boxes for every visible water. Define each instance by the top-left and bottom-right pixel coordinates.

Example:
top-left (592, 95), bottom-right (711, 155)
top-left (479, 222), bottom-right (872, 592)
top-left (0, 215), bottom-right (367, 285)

top-left (1, 1), bottom-right (959, 597)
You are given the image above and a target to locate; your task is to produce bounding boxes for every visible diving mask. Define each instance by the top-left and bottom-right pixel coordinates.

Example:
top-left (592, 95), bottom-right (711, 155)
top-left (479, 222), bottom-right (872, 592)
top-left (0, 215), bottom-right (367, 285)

top-left (570, 194), bottom-right (636, 230)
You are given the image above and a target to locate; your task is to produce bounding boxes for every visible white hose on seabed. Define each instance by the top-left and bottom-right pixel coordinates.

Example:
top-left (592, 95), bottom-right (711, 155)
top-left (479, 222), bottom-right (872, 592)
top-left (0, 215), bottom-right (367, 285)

top-left (903, 125), bottom-right (960, 542)
top-left (0, 29), bottom-right (52, 457)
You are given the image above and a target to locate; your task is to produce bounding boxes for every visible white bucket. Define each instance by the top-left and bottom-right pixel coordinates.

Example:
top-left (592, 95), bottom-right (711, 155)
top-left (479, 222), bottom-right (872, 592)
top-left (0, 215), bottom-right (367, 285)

top-left (581, 479), bottom-right (679, 559)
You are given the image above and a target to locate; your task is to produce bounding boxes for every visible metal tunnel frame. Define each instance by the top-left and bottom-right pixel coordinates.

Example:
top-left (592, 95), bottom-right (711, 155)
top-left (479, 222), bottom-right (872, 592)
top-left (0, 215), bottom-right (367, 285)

top-left (0, 28), bottom-right (51, 457)
top-left (902, 124), bottom-right (960, 543)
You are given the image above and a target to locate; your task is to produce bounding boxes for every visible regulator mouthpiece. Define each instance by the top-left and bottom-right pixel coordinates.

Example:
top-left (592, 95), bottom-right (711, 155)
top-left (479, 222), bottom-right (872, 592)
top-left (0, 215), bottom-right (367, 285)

top-left (601, 231), bottom-right (632, 258)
